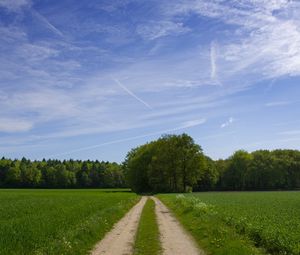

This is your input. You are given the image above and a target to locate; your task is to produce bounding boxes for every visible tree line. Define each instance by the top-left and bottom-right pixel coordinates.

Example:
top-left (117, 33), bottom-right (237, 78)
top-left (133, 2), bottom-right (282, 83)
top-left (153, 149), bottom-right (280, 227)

top-left (213, 149), bottom-right (300, 191)
top-left (0, 158), bottom-right (126, 188)
top-left (1, 133), bottom-right (300, 191)
top-left (124, 134), bottom-right (300, 192)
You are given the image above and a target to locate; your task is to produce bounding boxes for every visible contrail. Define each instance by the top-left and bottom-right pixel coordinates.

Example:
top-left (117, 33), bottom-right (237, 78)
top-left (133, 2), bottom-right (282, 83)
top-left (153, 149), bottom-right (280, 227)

top-left (32, 9), bottom-right (64, 38)
top-left (210, 41), bottom-right (217, 80)
top-left (210, 41), bottom-right (222, 86)
top-left (112, 78), bottom-right (153, 109)
top-left (48, 119), bottom-right (206, 158)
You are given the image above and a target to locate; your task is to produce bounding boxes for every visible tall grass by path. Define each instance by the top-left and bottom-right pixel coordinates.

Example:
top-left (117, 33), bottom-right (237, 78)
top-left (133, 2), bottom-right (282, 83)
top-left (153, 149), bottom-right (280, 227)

top-left (0, 189), bottom-right (139, 255)
top-left (134, 197), bottom-right (161, 255)
top-left (190, 191), bottom-right (300, 255)
top-left (159, 191), bottom-right (300, 255)
top-left (159, 194), bottom-right (267, 255)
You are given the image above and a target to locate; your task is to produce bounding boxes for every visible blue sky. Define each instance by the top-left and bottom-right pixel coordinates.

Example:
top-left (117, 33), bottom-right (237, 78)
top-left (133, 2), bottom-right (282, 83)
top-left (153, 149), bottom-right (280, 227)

top-left (0, 0), bottom-right (300, 162)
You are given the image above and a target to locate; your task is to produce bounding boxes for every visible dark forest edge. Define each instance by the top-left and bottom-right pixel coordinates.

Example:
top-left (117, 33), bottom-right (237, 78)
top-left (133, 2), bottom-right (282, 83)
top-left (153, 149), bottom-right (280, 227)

top-left (1, 133), bottom-right (300, 191)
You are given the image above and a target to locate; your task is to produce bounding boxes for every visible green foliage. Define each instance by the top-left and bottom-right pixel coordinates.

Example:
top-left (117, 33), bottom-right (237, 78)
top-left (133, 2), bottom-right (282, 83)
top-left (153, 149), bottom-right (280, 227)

top-left (221, 150), bottom-right (253, 190)
top-left (0, 189), bottom-right (139, 255)
top-left (162, 191), bottom-right (300, 255)
top-left (124, 134), bottom-right (300, 193)
top-left (1, 136), bottom-right (300, 191)
top-left (124, 133), bottom-right (206, 193)
top-left (134, 198), bottom-right (161, 255)
top-left (0, 158), bottom-right (126, 188)
top-left (195, 156), bottom-right (219, 190)
top-left (217, 149), bottom-right (300, 190)
top-left (159, 194), bottom-right (266, 255)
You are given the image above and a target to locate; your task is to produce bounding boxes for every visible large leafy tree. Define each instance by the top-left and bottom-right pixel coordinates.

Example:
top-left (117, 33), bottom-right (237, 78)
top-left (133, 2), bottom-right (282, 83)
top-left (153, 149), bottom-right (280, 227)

top-left (124, 133), bottom-right (206, 193)
top-left (221, 150), bottom-right (252, 190)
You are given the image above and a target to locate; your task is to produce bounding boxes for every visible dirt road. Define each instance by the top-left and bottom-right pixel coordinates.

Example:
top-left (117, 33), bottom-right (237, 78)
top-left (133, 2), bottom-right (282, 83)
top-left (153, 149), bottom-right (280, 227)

top-left (91, 196), bottom-right (204, 255)
top-left (91, 196), bottom-right (147, 255)
top-left (152, 197), bottom-right (204, 255)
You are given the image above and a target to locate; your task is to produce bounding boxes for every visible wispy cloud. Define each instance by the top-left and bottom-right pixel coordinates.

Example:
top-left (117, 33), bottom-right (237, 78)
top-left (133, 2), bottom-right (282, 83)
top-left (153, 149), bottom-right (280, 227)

top-left (210, 40), bottom-right (221, 85)
top-left (210, 41), bottom-right (216, 78)
top-left (221, 117), bottom-right (234, 128)
top-left (0, 0), bottom-right (31, 12)
top-left (0, 118), bottom-right (33, 132)
top-left (1, 0), bottom-right (300, 160)
top-left (48, 118), bottom-right (206, 157)
top-left (265, 101), bottom-right (290, 107)
top-left (31, 9), bottom-right (64, 38)
top-left (278, 130), bottom-right (300, 136)
top-left (137, 21), bottom-right (190, 40)
top-left (112, 78), bottom-right (153, 109)
top-left (163, 0), bottom-right (300, 82)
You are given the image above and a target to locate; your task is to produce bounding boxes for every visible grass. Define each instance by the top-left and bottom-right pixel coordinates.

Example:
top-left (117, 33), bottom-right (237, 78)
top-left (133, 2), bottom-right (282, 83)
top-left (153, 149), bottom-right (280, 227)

top-left (158, 193), bottom-right (264, 255)
top-left (159, 191), bottom-right (300, 255)
top-left (0, 189), bottom-right (139, 255)
top-left (134, 197), bottom-right (161, 255)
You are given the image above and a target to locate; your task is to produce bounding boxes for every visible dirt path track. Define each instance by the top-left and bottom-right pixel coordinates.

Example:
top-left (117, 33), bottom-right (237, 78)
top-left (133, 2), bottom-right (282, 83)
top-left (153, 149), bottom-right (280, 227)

top-left (91, 196), bottom-right (147, 255)
top-left (152, 197), bottom-right (204, 255)
top-left (91, 196), bottom-right (204, 255)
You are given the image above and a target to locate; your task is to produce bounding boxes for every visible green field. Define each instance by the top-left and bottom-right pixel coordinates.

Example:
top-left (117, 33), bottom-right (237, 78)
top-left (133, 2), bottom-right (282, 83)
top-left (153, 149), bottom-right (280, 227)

top-left (159, 191), bottom-right (300, 255)
top-left (0, 189), bottom-right (139, 255)
top-left (2, 189), bottom-right (300, 255)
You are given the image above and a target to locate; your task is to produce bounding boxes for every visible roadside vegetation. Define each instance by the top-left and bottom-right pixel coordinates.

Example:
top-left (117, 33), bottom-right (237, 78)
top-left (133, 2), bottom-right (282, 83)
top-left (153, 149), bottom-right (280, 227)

top-left (159, 191), bottom-right (300, 255)
top-left (0, 189), bottom-right (139, 255)
top-left (134, 198), bottom-right (161, 255)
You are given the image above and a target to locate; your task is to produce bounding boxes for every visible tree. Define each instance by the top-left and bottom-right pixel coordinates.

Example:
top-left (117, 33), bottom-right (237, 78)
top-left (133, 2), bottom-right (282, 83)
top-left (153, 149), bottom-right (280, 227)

top-left (76, 162), bottom-right (91, 187)
top-left (6, 162), bottom-right (21, 186)
top-left (195, 156), bottom-right (219, 191)
top-left (221, 150), bottom-right (252, 190)
top-left (176, 134), bottom-right (205, 192)
top-left (1, 143), bottom-right (300, 191)
top-left (124, 145), bottom-right (153, 193)
top-left (124, 133), bottom-right (205, 193)
top-left (0, 158), bottom-right (11, 186)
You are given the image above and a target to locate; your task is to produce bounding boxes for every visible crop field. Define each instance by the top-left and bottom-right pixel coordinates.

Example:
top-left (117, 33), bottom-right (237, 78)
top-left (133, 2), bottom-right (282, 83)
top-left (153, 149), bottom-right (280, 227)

top-left (0, 189), bottom-right (139, 255)
top-left (159, 191), bottom-right (300, 255)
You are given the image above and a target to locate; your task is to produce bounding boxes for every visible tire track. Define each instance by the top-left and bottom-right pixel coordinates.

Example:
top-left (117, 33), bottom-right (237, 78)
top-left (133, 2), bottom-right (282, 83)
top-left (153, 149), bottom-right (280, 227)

top-left (91, 196), bottom-right (147, 255)
top-left (152, 197), bottom-right (205, 255)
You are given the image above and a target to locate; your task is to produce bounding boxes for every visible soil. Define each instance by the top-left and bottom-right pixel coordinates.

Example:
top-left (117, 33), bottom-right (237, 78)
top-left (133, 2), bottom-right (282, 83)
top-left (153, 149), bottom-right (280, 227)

top-left (91, 196), bottom-right (147, 255)
top-left (151, 196), bottom-right (204, 255)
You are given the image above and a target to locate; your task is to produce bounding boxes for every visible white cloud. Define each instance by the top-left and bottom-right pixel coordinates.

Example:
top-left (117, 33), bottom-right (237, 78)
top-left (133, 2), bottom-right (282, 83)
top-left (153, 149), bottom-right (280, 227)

top-left (210, 41), bottom-right (217, 79)
top-left (221, 117), bottom-right (234, 128)
top-left (0, 26), bottom-right (26, 42)
top-left (278, 130), bottom-right (300, 136)
top-left (48, 118), bottom-right (206, 158)
top-left (0, 118), bottom-right (33, 132)
top-left (31, 9), bottom-right (64, 38)
top-left (17, 43), bottom-right (59, 62)
top-left (180, 118), bottom-right (206, 128)
top-left (210, 40), bottom-right (221, 85)
top-left (1, 0), bottom-right (300, 155)
top-left (94, 0), bottom-right (135, 12)
top-left (0, 0), bottom-right (31, 12)
top-left (265, 101), bottom-right (290, 107)
top-left (112, 78), bottom-right (152, 109)
top-left (137, 21), bottom-right (190, 40)
top-left (164, 0), bottom-right (300, 82)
